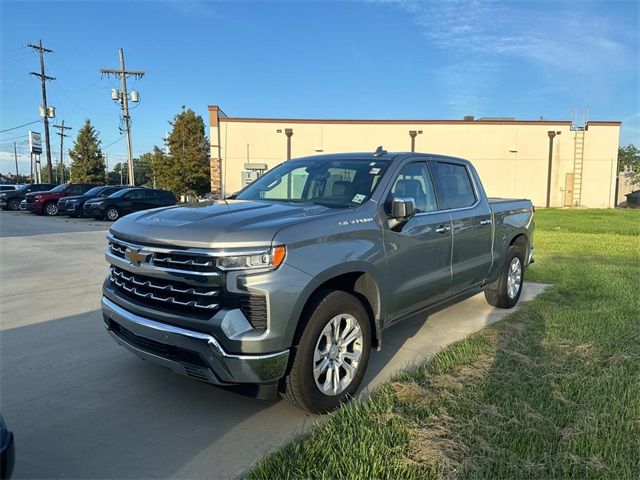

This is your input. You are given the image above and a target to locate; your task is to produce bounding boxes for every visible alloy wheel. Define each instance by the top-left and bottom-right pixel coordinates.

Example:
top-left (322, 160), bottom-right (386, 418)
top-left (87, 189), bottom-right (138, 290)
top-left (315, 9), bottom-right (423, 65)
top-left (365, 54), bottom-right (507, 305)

top-left (106, 208), bottom-right (119, 221)
top-left (507, 257), bottom-right (522, 299)
top-left (313, 313), bottom-right (363, 396)
top-left (45, 203), bottom-right (58, 216)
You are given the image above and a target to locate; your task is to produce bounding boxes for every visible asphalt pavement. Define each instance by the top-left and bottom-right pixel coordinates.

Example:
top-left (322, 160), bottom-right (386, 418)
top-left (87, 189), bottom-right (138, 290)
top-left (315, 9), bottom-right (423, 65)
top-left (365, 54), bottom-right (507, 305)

top-left (0, 210), bottom-right (548, 479)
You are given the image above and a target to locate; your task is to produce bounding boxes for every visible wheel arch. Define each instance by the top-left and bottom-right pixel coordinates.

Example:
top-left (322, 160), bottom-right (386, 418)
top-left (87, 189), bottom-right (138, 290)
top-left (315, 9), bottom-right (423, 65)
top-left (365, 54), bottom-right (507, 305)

top-left (292, 265), bottom-right (384, 350)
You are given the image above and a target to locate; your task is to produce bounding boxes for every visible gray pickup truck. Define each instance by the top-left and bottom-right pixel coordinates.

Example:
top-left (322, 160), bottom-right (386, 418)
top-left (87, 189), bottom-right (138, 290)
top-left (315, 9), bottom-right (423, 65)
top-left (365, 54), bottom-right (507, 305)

top-left (101, 149), bottom-right (534, 413)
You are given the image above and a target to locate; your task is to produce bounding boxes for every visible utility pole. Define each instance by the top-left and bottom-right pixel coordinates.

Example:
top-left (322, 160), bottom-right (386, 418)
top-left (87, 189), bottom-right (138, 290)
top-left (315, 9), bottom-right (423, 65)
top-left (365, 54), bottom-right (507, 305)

top-left (28, 39), bottom-right (55, 183)
top-left (100, 49), bottom-right (144, 186)
top-left (13, 142), bottom-right (19, 184)
top-left (53, 121), bottom-right (72, 183)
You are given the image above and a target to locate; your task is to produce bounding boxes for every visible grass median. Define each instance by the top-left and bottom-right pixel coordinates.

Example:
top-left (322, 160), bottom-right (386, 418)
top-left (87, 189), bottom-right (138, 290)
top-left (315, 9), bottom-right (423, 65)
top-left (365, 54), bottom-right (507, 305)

top-left (248, 209), bottom-right (640, 479)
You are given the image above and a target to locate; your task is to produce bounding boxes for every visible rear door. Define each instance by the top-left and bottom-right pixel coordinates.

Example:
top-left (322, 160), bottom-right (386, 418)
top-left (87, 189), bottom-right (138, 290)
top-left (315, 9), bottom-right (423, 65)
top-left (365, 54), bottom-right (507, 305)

top-left (382, 161), bottom-right (452, 322)
top-left (430, 161), bottom-right (493, 292)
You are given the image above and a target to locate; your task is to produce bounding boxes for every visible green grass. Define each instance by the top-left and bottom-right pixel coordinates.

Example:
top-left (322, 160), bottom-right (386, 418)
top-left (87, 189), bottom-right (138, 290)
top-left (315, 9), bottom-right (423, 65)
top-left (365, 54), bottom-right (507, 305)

top-left (248, 209), bottom-right (640, 480)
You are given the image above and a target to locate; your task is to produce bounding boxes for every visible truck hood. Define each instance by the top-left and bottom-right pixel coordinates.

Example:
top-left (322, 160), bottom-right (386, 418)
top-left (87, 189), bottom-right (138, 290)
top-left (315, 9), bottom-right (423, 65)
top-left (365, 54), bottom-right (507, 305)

top-left (110, 199), bottom-right (341, 248)
top-left (26, 191), bottom-right (60, 199)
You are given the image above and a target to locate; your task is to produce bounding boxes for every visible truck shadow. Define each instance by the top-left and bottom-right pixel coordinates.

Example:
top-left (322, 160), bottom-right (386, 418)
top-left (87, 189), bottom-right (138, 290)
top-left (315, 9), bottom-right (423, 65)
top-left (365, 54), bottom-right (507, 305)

top-left (0, 284), bottom-right (547, 479)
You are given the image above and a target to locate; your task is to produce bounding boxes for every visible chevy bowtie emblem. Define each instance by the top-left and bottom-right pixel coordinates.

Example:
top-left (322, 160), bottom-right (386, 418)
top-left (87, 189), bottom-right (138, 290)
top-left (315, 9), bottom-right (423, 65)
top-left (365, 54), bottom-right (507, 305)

top-left (124, 248), bottom-right (151, 266)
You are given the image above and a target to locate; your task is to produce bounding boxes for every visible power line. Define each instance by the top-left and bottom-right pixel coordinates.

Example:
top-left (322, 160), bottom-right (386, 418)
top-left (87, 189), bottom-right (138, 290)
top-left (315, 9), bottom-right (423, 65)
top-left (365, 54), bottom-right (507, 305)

top-left (53, 121), bottom-right (72, 183)
top-left (0, 133), bottom-right (29, 142)
top-left (28, 39), bottom-right (55, 183)
top-left (103, 136), bottom-right (124, 150)
top-left (100, 48), bottom-right (144, 186)
top-left (0, 120), bottom-right (41, 133)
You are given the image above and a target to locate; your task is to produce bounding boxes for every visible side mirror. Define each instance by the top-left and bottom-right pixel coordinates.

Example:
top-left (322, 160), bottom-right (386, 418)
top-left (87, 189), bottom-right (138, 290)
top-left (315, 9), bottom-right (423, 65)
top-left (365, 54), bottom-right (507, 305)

top-left (391, 197), bottom-right (416, 219)
top-left (389, 197), bottom-right (416, 231)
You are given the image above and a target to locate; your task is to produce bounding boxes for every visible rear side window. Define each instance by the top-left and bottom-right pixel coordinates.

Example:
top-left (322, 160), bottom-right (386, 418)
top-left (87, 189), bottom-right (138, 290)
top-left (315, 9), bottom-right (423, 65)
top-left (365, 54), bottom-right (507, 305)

top-left (431, 162), bottom-right (476, 210)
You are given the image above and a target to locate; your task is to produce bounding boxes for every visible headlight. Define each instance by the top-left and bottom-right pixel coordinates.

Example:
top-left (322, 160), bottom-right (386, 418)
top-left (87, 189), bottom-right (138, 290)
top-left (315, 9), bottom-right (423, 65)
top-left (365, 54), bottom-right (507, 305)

top-left (0, 193), bottom-right (6, 198)
top-left (216, 246), bottom-right (286, 271)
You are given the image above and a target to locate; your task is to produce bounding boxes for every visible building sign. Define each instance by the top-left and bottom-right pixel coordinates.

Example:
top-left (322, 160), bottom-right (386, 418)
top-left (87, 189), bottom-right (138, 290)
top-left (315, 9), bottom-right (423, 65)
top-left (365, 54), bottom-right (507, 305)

top-left (29, 131), bottom-right (42, 155)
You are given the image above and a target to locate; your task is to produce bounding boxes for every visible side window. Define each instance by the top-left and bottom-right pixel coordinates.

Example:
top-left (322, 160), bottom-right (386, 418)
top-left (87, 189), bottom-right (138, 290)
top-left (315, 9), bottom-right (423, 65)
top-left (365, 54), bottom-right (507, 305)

top-left (431, 162), bottom-right (476, 210)
top-left (68, 185), bottom-right (84, 195)
top-left (388, 162), bottom-right (437, 213)
top-left (100, 188), bottom-right (115, 197)
top-left (126, 190), bottom-right (143, 200)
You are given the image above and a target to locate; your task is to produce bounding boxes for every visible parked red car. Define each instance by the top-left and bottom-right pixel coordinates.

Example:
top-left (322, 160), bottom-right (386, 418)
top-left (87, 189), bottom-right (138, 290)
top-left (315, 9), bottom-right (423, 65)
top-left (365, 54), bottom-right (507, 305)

top-left (25, 183), bottom-right (100, 216)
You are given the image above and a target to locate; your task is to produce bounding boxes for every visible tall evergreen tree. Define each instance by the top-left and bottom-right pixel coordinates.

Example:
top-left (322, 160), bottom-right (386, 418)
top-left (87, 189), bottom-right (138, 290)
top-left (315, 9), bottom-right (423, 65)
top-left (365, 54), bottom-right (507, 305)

top-left (154, 108), bottom-right (209, 197)
top-left (69, 119), bottom-right (106, 183)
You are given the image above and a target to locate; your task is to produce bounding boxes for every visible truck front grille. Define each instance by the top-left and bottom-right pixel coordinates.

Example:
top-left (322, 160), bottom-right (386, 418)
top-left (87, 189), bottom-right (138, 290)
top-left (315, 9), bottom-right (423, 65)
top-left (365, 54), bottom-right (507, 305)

top-left (106, 235), bottom-right (268, 329)
top-left (108, 239), bottom-right (216, 273)
top-left (110, 266), bottom-right (219, 313)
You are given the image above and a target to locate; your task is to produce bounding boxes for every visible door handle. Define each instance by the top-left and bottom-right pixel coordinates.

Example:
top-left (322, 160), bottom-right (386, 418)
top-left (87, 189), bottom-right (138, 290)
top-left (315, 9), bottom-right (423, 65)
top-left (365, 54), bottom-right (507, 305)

top-left (480, 219), bottom-right (492, 226)
top-left (435, 225), bottom-right (451, 234)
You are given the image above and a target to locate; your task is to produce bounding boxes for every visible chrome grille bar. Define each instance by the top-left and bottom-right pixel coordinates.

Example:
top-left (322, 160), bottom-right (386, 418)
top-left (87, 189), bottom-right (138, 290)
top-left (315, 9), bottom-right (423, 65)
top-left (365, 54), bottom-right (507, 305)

top-left (110, 268), bottom-right (217, 297)
top-left (109, 266), bottom-right (219, 311)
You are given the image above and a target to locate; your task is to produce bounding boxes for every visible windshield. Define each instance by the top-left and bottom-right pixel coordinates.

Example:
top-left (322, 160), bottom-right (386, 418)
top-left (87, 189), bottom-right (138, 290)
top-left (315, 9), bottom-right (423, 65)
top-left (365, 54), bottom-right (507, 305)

top-left (83, 186), bottom-right (105, 197)
top-left (236, 158), bottom-right (391, 208)
top-left (109, 188), bottom-right (139, 198)
top-left (49, 184), bottom-right (67, 193)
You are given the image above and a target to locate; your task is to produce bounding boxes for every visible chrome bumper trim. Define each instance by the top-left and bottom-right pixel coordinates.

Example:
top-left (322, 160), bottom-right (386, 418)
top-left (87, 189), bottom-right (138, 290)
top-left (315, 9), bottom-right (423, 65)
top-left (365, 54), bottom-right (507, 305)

top-left (101, 297), bottom-right (289, 384)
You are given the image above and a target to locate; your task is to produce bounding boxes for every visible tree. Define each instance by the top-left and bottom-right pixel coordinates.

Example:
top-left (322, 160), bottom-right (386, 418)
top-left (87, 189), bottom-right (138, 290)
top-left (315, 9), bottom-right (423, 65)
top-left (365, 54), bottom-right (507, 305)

top-left (153, 108), bottom-right (210, 197)
top-left (107, 157), bottom-right (154, 186)
top-left (40, 164), bottom-right (70, 184)
top-left (618, 144), bottom-right (640, 182)
top-left (135, 153), bottom-right (155, 187)
top-left (69, 119), bottom-right (106, 183)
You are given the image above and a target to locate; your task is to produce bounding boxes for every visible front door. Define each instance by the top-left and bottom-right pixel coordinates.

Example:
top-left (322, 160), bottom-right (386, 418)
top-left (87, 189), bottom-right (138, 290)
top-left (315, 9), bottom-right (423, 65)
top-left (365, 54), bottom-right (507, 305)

top-left (382, 161), bottom-right (452, 322)
top-left (430, 161), bottom-right (493, 292)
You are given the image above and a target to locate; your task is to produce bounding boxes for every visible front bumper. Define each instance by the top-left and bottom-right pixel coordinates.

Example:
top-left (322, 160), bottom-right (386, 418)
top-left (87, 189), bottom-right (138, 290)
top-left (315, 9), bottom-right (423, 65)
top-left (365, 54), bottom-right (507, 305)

top-left (0, 424), bottom-right (14, 480)
top-left (26, 202), bottom-right (42, 213)
top-left (59, 201), bottom-right (80, 215)
top-left (84, 203), bottom-right (104, 217)
top-left (101, 296), bottom-right (290, 386)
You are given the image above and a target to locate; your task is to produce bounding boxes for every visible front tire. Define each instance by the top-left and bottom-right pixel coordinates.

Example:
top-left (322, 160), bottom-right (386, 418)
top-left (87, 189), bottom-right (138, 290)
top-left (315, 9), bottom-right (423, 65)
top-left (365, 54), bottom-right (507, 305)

top-left (485, 245), bottom-right (525, 309)
top-left (104, 207), bottom-right (120, 221)
top-left (281, 289), bottom-right (371, 413)
top-left (44, 201), bottom-right (58, 216)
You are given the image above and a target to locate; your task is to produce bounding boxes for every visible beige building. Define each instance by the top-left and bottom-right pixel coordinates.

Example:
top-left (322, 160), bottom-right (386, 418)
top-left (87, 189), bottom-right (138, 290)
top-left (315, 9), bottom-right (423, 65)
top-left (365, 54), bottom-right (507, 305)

top-left (208, 105), bottom-right (621, 208)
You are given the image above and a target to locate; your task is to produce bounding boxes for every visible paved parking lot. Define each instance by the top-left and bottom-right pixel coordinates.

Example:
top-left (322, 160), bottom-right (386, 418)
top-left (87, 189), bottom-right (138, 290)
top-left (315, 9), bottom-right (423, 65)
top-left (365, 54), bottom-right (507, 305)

top-left (0, 210), bottom-right (547, 479)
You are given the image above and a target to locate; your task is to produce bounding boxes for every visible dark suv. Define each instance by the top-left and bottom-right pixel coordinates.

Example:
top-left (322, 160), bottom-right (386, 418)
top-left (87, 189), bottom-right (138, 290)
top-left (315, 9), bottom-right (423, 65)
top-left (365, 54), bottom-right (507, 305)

top-left (1, 183), bottom-right (56, 211)
top-left (26, 183), bottom-right (99, 216)
top-left (58, 185), bottom-right (130, 217)
top-left (83, 187), bottom-right (177, 220)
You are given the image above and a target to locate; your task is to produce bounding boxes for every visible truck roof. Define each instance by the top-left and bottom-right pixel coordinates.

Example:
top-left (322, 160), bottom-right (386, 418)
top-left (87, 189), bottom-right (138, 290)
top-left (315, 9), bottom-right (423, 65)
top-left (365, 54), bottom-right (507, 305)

top-left (289, 151), bottom-right (472, 166)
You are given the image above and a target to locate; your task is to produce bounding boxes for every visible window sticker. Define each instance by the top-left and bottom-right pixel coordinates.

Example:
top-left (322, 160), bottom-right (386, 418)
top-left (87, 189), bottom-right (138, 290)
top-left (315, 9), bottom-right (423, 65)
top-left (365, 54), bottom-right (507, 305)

top-left (352, 193), bottom-right (366, 203)
top-left (369, 167), bottom-right (381, 175)
top-left (369, 162), bottom-right (376, 166)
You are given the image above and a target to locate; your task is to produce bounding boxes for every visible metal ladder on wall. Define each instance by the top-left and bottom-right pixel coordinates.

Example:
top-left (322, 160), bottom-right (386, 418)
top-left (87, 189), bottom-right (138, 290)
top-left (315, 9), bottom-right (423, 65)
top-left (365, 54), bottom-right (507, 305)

top-left (572, 128), bottom-right (585, 206)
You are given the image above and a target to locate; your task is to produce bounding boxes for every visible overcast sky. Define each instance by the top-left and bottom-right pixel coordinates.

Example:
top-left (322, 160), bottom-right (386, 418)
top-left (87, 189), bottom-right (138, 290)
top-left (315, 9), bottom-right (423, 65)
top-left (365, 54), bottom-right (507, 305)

top-left (1, 0), bottom-right (638, 175)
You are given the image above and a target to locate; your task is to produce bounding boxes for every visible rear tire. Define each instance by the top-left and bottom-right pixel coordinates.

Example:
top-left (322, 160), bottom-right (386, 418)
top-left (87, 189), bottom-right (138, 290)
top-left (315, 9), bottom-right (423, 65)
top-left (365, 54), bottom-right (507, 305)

top-left (7, 199), bottom-right (21, 211)
top-left (281, 289), bottom-right (371, 413)
top-left (44, 201), bottom-right (58, 216)
top-left (485, 245), bottom-right (525, 309)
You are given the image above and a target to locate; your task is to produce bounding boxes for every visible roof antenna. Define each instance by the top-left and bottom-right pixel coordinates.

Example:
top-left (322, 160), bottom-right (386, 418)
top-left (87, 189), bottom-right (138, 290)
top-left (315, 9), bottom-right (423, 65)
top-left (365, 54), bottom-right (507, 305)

top-left (374, 146), bottom-right (387, 157)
